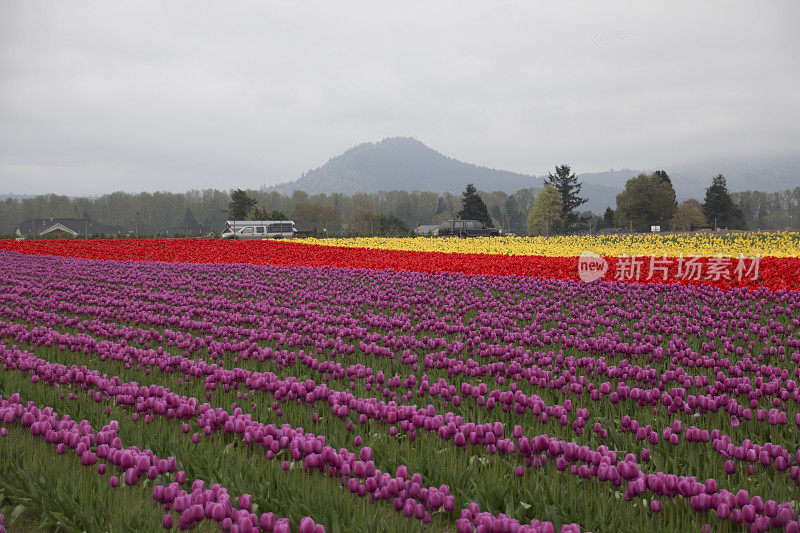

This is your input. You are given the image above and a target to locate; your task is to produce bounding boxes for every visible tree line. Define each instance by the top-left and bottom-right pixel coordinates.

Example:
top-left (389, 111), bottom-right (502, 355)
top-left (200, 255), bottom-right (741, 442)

top-left (0, 187), bottom-right (539, 237)
top-left (526, 168), bottom-right (799, 235)
top-left (2, 171), bottom-right (798, 238)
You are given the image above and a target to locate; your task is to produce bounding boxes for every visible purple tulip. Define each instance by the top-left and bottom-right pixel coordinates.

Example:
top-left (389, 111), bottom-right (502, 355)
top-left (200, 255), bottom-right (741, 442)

top-left (298, 517), bottom-right (316, 533)
top-left (650, 500), bottom-right (661, 513)
top-left (238, 494), bottom-right (251, 512)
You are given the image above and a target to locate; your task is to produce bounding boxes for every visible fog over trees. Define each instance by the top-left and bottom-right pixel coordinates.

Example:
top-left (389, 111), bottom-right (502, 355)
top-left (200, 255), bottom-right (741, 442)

top-left (3, 180), bottom-right (799, 238)
top-left (5, 134), bottom-right (799, 237)
top-left (0, 187), bottom-right (538, 237)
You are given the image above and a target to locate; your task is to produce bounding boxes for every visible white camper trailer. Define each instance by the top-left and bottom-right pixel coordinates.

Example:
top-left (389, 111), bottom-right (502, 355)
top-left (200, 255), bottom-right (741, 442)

top-left (221, 220), bottom-right (297, 240)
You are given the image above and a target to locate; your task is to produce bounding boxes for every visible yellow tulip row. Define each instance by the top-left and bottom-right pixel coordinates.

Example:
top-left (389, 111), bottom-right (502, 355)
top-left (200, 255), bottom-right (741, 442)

top-left (296, 232), bottom-right (800, 258)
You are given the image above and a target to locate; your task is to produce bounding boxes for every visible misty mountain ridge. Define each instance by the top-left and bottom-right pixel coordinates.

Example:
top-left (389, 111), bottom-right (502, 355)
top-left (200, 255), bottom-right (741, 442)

top-left (269, 137), bottom-right (539, 196)
top-left (267, 137), bottom-right (799, 212)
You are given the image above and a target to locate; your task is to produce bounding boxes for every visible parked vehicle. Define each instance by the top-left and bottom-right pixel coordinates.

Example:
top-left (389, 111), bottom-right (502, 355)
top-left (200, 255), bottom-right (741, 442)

top-left (221, 220), bottom-right (296, 240)
top-left (433, 219), bottom-right (502, 237)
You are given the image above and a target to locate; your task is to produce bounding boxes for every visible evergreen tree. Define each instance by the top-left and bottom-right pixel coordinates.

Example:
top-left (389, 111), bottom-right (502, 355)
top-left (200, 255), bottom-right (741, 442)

top-left (229, 189), bottom-right (257, 220)
top-left (544, 165), bottom-right (587, 233)
top-left (703, 174), bottom-right (747, 229)
top-left (457, 183), bottom-right (493, 227)
top-left (603, 207), bottom-right (615, 228)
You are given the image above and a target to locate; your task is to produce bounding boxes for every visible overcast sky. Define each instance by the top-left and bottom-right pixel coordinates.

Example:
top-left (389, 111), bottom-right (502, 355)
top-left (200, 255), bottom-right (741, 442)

top-left (1, 1), bottom-right (798, 196)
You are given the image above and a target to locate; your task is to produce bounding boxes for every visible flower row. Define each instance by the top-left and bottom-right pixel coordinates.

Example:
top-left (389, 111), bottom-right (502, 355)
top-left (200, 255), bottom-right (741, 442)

top-left (2, 239), bottom-right (800, 290)
top-left (297, 233), bottom-right (800, 258)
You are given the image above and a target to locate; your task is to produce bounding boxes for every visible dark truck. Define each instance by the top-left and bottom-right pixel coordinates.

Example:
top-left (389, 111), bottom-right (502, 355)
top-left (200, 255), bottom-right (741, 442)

top-left (433, 219), bottom-right (502, 237)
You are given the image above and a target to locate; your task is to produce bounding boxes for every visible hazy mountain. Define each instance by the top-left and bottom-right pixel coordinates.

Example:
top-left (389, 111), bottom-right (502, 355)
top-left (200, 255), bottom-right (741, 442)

top-left (0, 194), bottom-right (37, 201)
top-left (547, 160), bottom-right (799, 211)
top-left (665, 155), bottom-right (800, 199)
top-left (577, 158), bottom-right (800, 204)
top-left (268, 137), bottom-right (799, 213)
top-left (268, 137), bottom-right (542, 195)
top-left (268, 138), bottom-right (632, 211)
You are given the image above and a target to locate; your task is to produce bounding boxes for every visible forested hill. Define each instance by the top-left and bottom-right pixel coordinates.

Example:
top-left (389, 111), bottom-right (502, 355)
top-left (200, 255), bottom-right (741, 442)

top-left (269, 137), bottom-right (542, 195)
top-left (268, 138), bottom-right (799, 213)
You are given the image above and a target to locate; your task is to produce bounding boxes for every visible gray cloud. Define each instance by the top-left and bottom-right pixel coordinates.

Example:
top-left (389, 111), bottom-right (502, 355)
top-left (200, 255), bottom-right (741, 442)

top-left (1, 1), bottom-right (798, 195)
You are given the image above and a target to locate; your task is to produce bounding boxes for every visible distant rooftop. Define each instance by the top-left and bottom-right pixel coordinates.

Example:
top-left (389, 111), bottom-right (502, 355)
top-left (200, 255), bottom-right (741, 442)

top-left (15, 217), bottom-right (126, 237)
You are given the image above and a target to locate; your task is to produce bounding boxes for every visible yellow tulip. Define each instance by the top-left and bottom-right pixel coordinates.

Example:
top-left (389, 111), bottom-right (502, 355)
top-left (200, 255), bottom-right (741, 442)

top-left (296, 232), bottom-right (800, 258)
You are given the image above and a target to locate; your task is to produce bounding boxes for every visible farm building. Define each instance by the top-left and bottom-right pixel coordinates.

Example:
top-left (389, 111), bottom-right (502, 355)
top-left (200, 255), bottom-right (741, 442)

top-left (14, 217), bottom-right (126, 239)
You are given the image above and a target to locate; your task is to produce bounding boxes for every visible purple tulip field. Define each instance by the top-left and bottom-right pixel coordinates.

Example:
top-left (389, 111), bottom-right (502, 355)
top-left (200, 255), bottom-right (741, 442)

top-left (2, 248), bottom-right (800, 532)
